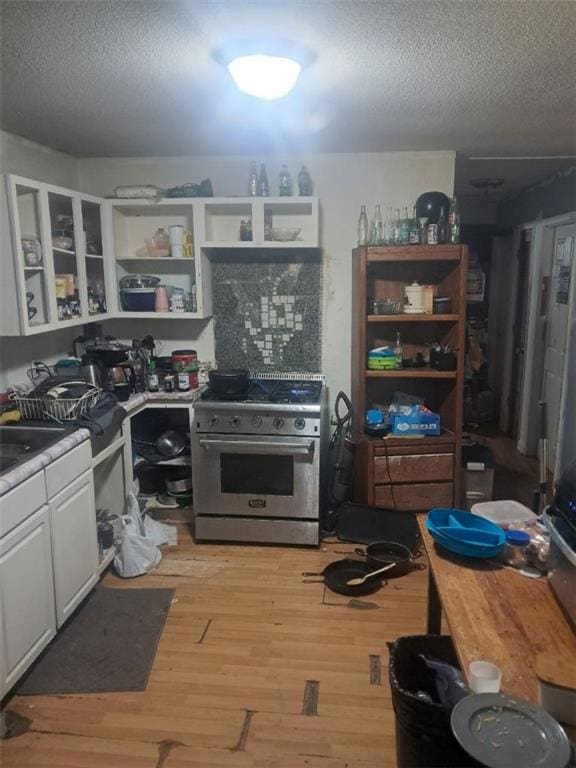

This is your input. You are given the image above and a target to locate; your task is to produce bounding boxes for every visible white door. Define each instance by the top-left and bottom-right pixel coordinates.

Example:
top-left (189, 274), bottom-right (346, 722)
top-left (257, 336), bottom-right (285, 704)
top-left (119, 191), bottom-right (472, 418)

top-left (542, 224), bottom-right (575, 472)
top-left (0, 506), bottom-right (56, 698)
top-left (50, 470), bottom-right (99, 628)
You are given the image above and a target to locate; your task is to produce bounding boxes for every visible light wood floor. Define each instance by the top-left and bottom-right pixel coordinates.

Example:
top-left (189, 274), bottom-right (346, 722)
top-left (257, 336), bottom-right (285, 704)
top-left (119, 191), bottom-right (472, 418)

top-left (1, 516), bottom-right (429, 768)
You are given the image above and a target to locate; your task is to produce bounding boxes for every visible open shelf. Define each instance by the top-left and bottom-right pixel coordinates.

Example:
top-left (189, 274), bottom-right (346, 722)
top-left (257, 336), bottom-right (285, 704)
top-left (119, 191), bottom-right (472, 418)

top-left (367, 314), bottom-right (459, 323)
top-left (115, 311), bottom-right (202, 319)
top-left (366, 368), bottom-right (457, 379)
top-left (365, 245), bottom-right (461, 262)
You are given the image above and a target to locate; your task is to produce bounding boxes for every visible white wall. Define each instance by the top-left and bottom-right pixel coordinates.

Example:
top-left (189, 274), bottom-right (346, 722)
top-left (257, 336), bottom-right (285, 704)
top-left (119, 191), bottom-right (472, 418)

top-left (0, 131), bottom-right (81, 388)
top-left (79, 151), bottom-right (455, 397)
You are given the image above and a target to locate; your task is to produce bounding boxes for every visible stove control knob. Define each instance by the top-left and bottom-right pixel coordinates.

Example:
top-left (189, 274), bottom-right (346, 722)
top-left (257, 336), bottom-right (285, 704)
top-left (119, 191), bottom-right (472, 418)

top-left (273, 417), bottom-right (285, 430)
top-left (251, 415), bottom-right (263, 428)
top-left (210, 415), bottom-right (219, 426)
top-left (294, 417), bottom-right (306, 431)
top-left (230, 415), bottom-right (240, 427)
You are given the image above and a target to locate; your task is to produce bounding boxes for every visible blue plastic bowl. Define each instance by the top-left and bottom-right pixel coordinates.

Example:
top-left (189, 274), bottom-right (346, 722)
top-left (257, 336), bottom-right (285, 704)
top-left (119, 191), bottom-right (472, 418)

top-left (426, 508), bottom-right (505, 559)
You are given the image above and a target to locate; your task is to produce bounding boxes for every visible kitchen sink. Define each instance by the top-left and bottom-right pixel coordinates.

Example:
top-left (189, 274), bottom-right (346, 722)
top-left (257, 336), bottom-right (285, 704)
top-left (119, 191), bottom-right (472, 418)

top-left (0, 425), bottom-right (71, 476)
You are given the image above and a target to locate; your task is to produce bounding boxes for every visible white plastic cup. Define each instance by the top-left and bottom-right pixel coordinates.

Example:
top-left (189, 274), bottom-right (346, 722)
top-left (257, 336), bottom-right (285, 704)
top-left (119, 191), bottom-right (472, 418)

top-left (168, 225), bottom-right (184, 258)
top-left (468, 661), bottom-right (502, 693)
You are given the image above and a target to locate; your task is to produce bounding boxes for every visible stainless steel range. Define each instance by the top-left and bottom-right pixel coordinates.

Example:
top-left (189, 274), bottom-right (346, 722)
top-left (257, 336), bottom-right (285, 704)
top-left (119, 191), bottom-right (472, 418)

top-left (192, 373), bottom-right (326, 545)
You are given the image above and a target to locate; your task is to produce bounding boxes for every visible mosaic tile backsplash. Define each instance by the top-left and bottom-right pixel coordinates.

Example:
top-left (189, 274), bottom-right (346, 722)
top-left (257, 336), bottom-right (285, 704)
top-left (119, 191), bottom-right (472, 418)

top-left (212, 257), bottom-right (321, 372)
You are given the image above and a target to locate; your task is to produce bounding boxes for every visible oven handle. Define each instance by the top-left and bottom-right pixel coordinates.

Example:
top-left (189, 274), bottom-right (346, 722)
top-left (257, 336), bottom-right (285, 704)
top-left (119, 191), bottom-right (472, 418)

top-left (198, 437), bottom-right (315, 456)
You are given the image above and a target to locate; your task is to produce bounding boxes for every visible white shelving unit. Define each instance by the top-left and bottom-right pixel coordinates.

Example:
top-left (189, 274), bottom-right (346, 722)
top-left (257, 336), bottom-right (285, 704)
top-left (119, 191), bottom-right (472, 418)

top-left (3, 176), bottom-right (320, 334)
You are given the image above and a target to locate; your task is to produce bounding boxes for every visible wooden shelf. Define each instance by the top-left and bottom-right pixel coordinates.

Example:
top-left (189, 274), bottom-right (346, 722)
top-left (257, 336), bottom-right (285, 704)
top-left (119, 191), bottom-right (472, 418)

top-left (367, 314), bottom-right (459, 323)
top-left (366, 368), bottom-right (457, 379)
top-left (363, 245), bottom-right (461, 262)
top-left (115, 311), bottom-right (203, 319)
top-left (362, 428), bottom-right (456, 447)
top-left (116, 256), bottom-right (194, 262)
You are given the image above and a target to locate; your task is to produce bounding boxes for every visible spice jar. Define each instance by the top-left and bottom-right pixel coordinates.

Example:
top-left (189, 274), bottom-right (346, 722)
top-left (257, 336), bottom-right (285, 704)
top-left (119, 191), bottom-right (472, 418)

top-left (503, 530), bottom-right (530, 569)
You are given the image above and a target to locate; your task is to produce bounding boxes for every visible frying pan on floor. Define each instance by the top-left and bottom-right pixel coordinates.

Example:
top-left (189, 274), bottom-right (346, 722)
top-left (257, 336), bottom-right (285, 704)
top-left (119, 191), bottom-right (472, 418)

top-left (302, 559), bottom-right (385, 596)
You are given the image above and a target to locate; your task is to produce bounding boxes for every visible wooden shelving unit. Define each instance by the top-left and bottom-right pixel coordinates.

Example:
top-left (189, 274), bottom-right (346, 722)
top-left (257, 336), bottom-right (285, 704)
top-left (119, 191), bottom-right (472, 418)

top-left (351, 244), bottom-right (467, 512)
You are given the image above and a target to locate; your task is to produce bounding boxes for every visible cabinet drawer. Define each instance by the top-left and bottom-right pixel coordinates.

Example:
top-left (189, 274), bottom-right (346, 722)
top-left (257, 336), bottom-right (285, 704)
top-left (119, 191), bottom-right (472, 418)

top-left (374, 453), bottom-right (454, 484)
top-left (0, 471), bottom-right (47, 537)
top-left (45, 440), bottom-right (91, 499)
top-left (374, 482), bottom-right (454, 511)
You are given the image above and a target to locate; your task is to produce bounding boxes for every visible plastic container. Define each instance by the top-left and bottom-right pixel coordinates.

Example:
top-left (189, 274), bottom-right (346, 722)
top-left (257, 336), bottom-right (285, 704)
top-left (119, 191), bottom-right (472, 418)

top-left (120, 288), bottom-right (156, 312)
top-left (388, 635), bottom-right (477, 768)
top-left (468, 661), bottom-right (502, 693)
top-left (471, 499), bottom-right (536, 527)
top-left (503, 529), bottom-right (530, 568)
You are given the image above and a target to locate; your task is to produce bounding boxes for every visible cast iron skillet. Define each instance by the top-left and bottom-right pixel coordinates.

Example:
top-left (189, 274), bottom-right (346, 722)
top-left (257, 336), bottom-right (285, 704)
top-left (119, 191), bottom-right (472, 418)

top-left (354, 540), bottom-right (425, 578)
top-left (302, 559), bottom-right (385, 596)
top-left (208, 369), bottom-right (249, 397)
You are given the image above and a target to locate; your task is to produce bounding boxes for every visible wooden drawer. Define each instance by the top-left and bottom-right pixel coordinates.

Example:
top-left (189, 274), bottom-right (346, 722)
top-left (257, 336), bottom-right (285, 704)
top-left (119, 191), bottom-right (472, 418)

top-left (45, 440), bottom-right (91, 500)
top-left (374, 453), bottom-right (454, 484)
top-left (0, 471), bottom-right (47, 537)
top-left (374, 482), bottom-right (454, 511)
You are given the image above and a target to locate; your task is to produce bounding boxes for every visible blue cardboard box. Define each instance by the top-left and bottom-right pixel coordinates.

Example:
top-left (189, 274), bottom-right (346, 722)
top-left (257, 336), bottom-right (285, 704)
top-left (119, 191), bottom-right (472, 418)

top-left (389, 405), bottom-right (441, 436)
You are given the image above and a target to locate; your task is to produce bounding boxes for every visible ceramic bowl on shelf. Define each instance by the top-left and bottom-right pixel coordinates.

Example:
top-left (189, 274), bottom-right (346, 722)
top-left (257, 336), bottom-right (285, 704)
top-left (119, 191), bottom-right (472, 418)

top-left (271, 226), bottom-right (301, 242)
top-left (52, 235), bottom-right (73, 250)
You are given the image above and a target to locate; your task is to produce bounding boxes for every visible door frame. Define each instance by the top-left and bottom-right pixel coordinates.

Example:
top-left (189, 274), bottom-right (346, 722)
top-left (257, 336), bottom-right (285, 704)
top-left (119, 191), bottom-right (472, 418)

top-left (515, 212), bottom-right (576, 464)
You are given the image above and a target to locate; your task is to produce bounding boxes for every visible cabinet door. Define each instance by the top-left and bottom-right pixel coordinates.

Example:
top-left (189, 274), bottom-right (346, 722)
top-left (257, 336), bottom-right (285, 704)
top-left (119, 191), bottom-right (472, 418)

top-left (50, 470), bottom-right (99, 628)
top-left (0, 505), bottom-right (56, 698)
top-left (79, 195), bottom-right (110, 319)
top-left (5, 175), bottom-right (56, 334)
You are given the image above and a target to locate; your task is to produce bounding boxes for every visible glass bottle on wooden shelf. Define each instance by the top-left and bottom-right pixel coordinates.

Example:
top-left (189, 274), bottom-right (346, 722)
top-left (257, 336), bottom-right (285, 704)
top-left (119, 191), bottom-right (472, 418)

top-left (409, 206), bottom-right (420, 244)
top-left (369, 204), bottom-right (383, 245)
top-left (384, 207), bottom-right (394, 245)
top-left (393, 208), bottom-right (402, 244)
top-left (449, 196), bottom-right (460, 243)
top-left (358, 205), bottom-right (369, 246)
top-left (437, 205), bottom-right (447, 244)
top-left (399, 207), bottom-right (410, 244)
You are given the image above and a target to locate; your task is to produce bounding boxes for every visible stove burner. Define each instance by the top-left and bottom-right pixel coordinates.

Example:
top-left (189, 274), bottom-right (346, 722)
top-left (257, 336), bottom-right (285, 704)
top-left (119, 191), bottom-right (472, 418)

top-left (201, 378), bottom-right (322, 404)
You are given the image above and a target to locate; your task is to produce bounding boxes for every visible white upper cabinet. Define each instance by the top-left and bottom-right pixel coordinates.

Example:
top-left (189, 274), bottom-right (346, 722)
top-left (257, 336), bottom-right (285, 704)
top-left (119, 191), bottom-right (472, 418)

top-left (3, 175), bottom-right (111, 336)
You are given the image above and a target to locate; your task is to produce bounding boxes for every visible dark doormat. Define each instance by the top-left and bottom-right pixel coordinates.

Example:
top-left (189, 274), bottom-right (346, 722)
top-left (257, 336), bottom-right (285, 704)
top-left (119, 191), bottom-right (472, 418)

top-left (16, 586), bottom-right (174, 695)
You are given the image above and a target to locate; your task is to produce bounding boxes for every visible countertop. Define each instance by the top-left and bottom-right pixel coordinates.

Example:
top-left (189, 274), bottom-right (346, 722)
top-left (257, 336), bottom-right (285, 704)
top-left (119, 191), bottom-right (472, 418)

top-left (418, 517), bottom-right (576, 703)
top-left (0, 388), bottom-right (205, 497)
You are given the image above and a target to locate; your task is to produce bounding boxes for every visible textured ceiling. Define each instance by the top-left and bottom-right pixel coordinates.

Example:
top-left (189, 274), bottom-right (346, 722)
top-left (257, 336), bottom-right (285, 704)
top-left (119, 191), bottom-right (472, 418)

top-left (1, 0), bottom-right (575, 160)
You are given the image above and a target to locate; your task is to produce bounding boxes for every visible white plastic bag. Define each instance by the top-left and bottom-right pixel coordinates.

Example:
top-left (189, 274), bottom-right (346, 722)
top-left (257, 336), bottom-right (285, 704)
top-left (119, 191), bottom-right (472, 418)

top-left (144, 514), bottom-right (178, 547)
top-left (114, 515), bottom-right (161, 578)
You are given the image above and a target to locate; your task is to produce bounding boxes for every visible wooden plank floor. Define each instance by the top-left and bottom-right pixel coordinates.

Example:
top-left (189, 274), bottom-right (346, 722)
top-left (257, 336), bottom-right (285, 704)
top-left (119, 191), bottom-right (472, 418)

top-left (1, 517), bottom-right (428, 768)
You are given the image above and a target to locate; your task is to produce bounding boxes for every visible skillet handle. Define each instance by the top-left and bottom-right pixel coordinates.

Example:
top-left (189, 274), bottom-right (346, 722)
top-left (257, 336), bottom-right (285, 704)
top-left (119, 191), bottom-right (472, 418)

top-left (302, 578), bottom-right (325, 584)
top-left (301, 571), bottom-right (323, 577)
top-left (412, 562), bottom-right (426, 571)
top-left (354, 548), bottom-right (366, 557)
top-left (413, 549), bottom-right (424, 560)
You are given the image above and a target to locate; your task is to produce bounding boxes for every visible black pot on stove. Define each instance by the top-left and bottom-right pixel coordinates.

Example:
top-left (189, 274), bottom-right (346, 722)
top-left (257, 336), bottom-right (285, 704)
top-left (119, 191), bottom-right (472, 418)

top-left (208, 369), bottom-right (249, 397)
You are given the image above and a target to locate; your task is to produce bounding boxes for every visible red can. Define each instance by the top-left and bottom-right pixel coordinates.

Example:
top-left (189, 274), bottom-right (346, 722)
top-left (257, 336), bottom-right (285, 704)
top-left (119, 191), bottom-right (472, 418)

top-left (171, 349), bottom-right (198, 389)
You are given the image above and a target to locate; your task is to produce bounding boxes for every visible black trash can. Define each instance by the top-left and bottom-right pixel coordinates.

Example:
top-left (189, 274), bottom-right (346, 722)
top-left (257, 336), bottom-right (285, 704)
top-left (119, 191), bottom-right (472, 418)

top-left (388, 635), bottom-right (478, 768)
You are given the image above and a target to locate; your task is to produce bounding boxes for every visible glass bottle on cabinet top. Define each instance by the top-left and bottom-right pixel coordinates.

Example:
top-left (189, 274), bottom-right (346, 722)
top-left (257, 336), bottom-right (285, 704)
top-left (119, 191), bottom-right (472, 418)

top-left (358, 205), bottom-right (369, 246)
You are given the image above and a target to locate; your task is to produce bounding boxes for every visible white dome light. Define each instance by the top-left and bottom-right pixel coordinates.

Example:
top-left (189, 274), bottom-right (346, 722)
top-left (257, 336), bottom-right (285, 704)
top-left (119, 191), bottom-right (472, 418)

top-left (227, 54), bottom-right (302, 100)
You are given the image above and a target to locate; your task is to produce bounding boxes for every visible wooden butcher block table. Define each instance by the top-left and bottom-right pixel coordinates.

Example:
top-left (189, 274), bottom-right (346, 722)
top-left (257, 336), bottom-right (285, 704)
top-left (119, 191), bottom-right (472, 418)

top-left (418, 517), bottom-right (576, 704)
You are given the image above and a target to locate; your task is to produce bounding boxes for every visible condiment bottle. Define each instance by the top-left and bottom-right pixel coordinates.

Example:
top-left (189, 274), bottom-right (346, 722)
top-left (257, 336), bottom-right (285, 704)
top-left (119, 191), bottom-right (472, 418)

top-left (176, 362), bottom-right (190, 392)
top-left (147, 360), bottom-right (159, 392)
top-left (297, 166), bottom-right (313, 195)
top-left (278, 165), bottom-right (292, 196)
top-left (258, 164), bottom-right (269, 196)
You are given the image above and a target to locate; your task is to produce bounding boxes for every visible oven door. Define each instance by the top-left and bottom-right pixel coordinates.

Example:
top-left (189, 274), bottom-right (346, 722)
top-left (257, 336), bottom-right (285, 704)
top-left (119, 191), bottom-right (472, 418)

top-left (193, 433), bottom-right (319, 518)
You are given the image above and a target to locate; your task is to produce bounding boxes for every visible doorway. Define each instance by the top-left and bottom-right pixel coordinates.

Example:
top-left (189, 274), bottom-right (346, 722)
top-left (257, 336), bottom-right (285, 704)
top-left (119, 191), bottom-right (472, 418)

top-left (541, 224), bottom-right (574, 473)
top-left (507, 230), bottom-right (532, 439)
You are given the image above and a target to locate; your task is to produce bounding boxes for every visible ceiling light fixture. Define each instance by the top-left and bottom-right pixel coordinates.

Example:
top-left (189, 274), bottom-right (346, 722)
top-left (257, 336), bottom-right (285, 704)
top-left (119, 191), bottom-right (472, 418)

top-left (228, 54), bottom-right (302, 100)
top-left (215, 40), bottom-right (313, 101)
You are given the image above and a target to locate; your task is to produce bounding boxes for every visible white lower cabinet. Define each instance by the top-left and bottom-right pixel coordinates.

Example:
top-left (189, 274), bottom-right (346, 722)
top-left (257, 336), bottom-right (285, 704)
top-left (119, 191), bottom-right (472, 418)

top-left (49, 470), bottom-right (99, 628)
top-left (0, 505), bottom-right (56, 698)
